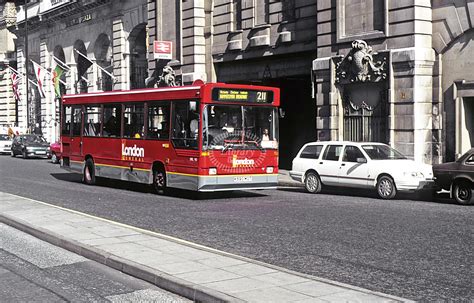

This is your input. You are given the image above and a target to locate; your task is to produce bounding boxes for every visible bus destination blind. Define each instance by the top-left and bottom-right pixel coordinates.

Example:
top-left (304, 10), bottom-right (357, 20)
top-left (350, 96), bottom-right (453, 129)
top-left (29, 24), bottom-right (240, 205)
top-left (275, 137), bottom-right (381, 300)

top-left (212, 88), bottom-right (273, 103)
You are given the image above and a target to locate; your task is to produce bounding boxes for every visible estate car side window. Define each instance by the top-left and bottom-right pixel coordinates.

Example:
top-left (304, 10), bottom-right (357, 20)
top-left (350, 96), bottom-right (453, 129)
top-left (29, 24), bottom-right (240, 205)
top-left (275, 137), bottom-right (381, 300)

top-left (147, 102), bottom-right (170, 140)
top-left (342, 146), bottom-right (366, 162)
top-left (103, 104), bottom-right (122, 137)
top-left (124, 103), bottom-right (145, 139)
top-left (300, 145), bottom-right (323, 159)
top-left (62, 106), bottom-right (72, 135)
top-left (83, 105), bottom-right (101, 137)
top-left (71, 106), bottom-right (82, 136)
top-left (322, 145), bottom-right (343, 161)
top-left (466, 155), bottom-right (474, 165)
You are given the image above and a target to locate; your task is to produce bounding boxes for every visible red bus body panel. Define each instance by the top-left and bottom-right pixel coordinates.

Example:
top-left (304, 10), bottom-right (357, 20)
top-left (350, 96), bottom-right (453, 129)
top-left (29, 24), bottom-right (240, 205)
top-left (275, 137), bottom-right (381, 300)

top-left (61, 83), bottom-right (279, 191)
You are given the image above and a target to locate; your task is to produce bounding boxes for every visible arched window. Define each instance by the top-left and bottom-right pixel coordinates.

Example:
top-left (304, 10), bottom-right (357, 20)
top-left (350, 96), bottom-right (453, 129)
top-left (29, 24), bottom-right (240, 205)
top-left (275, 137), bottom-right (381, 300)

top-left (129, 24), bottom-right (147, 89)
top-left (94, 34), bottom-right (112, 91)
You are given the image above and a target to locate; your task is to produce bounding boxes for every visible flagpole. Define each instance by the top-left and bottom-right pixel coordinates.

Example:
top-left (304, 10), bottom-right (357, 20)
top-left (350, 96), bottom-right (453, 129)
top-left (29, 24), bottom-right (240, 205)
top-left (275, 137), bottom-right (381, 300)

top-left (74, 48), bottom-right (115, 80)
top-left (52, 55), bottom-right (70, 71)
top-left (9, 65), bottom-right (39, 87)
top-left (31, 59), bottom-right (68, 86)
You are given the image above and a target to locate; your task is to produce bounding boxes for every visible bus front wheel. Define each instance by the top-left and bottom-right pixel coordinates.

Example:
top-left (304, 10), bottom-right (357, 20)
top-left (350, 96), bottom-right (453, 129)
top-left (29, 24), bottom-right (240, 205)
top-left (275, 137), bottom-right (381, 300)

top-left (153, 167), bottom-right (167, 194)
top-left (83, 158), bottom-right (96, 185)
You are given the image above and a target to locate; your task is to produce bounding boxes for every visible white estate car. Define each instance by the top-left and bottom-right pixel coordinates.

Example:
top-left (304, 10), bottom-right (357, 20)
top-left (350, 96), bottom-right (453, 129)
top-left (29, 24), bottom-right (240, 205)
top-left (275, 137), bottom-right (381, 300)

top-left (290, 141), bottom-right (435, 199)
top-left (0, 134), bottom-right (13, 154)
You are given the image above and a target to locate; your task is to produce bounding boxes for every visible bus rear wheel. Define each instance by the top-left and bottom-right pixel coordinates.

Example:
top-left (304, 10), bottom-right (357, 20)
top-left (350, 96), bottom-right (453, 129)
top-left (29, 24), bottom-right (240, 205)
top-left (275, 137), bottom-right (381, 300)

top-left (153, 168), bottom-right (167, 194)
top-left (83, 158), bottom-right (96, 185)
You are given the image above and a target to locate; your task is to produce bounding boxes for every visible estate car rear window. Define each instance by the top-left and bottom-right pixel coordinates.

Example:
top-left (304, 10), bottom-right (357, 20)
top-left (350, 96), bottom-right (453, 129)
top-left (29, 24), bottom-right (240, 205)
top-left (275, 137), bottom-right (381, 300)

top-left (300, 145), bottom-right (323, 159)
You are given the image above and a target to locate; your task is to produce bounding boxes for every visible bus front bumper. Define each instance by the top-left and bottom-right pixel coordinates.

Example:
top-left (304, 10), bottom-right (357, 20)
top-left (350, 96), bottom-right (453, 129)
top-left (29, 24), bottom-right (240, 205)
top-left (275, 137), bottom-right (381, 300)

top-left (198, 174), bottom-right (279, 191)
top-left (167, 173), bottom-right (279, 192)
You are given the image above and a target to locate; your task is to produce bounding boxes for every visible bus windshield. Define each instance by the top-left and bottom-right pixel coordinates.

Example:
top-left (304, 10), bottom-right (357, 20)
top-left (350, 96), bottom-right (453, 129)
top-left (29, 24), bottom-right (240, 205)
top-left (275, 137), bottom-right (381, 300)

top-left (202, 105), bottom-right (278, 150)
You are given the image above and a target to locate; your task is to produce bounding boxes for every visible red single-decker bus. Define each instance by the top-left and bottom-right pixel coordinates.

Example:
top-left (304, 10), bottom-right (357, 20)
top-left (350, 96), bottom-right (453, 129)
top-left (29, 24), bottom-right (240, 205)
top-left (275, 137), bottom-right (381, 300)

top-left (60, 82), bottom-right (279, 192)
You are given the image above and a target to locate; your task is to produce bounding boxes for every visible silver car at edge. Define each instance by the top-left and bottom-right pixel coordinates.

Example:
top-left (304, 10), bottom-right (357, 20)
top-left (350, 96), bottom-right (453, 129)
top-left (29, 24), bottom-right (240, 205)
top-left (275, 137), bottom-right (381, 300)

top-left (0, 134), bottom-right (13, 154)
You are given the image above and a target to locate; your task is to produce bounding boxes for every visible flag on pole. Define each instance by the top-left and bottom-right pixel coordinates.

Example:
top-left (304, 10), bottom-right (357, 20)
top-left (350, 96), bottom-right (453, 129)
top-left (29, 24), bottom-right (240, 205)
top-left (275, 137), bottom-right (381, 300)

top-left (76, 50), bottom-right (93, 79)
top-left (52, 64), bottom-right (64, 98)
top-left (10, 72), bottom-right (21, 102)
top-left (32, 61), bottom-right (46, 98)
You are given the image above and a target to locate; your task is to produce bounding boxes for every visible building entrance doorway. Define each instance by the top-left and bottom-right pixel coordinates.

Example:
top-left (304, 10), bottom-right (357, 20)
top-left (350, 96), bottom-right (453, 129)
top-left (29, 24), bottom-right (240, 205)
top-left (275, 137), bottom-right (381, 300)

top-left (265, 77), bottom-right (315, 169)
top-left (460, 97), bottom-right (474, 152)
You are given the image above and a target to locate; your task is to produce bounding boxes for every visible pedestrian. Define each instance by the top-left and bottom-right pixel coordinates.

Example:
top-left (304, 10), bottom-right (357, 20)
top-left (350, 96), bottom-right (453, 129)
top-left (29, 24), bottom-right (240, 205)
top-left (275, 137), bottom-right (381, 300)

top-left (7, 126), bottom-right (14, 138)
top-left (33, 123), bottom-right (43, 136)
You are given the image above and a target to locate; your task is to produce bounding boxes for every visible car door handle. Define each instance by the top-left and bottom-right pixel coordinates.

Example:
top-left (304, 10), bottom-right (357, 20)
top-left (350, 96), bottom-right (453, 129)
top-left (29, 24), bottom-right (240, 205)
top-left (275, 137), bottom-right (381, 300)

top-left (341, 163), bottom-right (346, 166)
top-left (319, 162), bottom-right (323, 164)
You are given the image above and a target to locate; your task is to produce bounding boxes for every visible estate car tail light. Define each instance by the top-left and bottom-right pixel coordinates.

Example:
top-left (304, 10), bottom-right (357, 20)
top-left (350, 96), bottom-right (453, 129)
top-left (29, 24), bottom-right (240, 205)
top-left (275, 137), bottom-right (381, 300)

top-left (209, 167), bottom-right (217, 175)
top-left (266, 166), bottom-right (274, 173)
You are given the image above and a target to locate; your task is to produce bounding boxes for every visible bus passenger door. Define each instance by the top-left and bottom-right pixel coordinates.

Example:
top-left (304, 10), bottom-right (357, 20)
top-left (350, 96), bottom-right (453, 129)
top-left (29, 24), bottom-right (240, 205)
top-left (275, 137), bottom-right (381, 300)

top-left (167, 101), bottom-right (200, 190)
top-left (70, 106), bottom-right (83, 159)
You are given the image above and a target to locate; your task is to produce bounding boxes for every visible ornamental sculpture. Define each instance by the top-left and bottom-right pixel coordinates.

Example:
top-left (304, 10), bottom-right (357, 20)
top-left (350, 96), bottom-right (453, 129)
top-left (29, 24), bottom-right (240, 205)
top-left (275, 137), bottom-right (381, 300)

top-left (335, 40), bottom-right (387, 84)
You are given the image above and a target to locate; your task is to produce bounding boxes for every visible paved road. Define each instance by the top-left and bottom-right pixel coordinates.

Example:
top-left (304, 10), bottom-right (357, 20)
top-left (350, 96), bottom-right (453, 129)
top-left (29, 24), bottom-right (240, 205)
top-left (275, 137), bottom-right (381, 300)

top-left (0, 156), bottom-right (472, 301)
top-left (0, 223), bottom-right (189, 302)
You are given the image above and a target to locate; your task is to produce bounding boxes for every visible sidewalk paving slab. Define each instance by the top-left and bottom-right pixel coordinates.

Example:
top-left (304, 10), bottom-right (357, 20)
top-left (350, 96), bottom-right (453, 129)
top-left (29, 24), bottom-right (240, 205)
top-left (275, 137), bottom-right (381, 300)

top-left (0, 192), bottom-right (412, 303)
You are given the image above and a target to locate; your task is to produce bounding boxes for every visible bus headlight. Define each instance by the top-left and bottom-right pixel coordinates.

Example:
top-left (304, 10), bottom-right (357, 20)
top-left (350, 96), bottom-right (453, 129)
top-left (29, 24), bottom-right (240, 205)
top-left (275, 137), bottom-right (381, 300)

top-left (266, 166), bottom-right (274, 173)
top-left (209, 167), bottom-right (217, 175)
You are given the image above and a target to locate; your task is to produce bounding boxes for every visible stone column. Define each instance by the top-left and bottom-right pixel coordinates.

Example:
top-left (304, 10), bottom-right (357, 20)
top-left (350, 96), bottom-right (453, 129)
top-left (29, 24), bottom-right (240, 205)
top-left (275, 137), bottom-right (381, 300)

top-left (312, 57), bottom-right (339, 141)
top-left (40, 40), bottom-right (55, 142)
top-left (112, 15), bottom-right (128, 90)
top-left (181, 0), bottom-right (207, 83)
top-left (68, 62), bottom-right (77, 94)
top-left (90, 58), bottom-right (99, 92)
top-left (391, 47), bottom-right (436, 163)
top-left (16, 47), bottom-right (27, 131)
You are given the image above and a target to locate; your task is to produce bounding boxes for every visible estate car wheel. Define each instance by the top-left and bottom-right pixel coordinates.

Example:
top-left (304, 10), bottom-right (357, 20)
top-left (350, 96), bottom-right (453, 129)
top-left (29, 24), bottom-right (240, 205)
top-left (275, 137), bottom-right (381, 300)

top-left (22, 149), bottom-right (27, 159)
top-left (376, 175), bottom-right (397, 199)
top-left (83, 158), bottom-right (96, 185)
top-left (153, 167), bottom-right (167, 195)
top-left (304, 172), bottom-right (321, 194)
top-left (453, 181), bottom-right (474, 205)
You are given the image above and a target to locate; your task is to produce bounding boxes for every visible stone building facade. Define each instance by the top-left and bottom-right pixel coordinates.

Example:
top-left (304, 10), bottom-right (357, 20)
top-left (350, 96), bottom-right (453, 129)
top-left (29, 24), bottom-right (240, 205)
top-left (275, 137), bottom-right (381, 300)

top-left (5, 1), bottom-right (474, 163)
top-left (312, 0), bottom-right (474, 163)
top-left (0, 1), bottom-right (17, 128)
top-left (11, 0), bottom-right (147, 142)
top-left (147, 0), bottom-right (318, 168)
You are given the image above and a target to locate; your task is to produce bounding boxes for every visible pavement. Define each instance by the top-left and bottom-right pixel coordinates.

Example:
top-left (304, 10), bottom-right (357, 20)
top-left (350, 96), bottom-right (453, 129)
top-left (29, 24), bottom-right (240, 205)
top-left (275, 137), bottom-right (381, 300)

top-left (278, 169), bottom-right (303, 188)
top-left (0, 189), bottom-right (413, 303)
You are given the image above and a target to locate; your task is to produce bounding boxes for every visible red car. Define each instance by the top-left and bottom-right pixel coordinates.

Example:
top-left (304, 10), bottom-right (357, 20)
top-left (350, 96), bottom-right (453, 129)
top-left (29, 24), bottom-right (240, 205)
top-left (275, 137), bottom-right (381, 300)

top-left (49, 142), bottom-right (61, 164)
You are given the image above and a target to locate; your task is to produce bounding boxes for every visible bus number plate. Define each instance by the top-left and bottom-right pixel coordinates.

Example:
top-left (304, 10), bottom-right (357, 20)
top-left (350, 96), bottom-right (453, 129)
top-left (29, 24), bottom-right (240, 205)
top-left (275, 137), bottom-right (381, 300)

top-left (234, 176), bottom-right (252, 182)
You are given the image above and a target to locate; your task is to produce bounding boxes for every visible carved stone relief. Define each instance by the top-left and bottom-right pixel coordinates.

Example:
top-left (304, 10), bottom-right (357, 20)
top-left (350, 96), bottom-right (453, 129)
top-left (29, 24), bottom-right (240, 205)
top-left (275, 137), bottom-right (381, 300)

top-left (335, 40), bottom-right (388, 84)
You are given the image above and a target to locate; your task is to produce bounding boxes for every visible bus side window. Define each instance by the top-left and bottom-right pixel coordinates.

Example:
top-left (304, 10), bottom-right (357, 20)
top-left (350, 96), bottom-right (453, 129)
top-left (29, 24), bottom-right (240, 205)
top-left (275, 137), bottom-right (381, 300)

top-left (83, 105), bottom-right (101, 137)
top-left (71, 106), bottom-right (82, 137)
top-left (124, 103), bottom-right (144, 139)
top-left (103, 104), bottom-right (121, 137)
top-left (62, 106), bottom-right (72, 136)
top-left (147, 102), bottom-right (170, 140)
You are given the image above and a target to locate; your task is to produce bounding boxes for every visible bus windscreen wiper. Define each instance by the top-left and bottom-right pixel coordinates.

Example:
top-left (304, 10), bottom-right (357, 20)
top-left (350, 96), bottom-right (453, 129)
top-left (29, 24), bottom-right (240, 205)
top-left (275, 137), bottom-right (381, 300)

top-left (222, 143), bottom-right (233, 152)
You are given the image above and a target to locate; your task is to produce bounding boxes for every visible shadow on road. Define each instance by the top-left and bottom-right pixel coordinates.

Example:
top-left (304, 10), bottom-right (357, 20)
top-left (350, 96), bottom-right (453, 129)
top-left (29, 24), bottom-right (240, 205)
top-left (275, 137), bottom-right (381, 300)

top-left (50, 173), bottom-right (267, 200)
top-left (50, 173), bottom-right (82, 183)
top-left (278, 186), bottom-right (460, 205)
